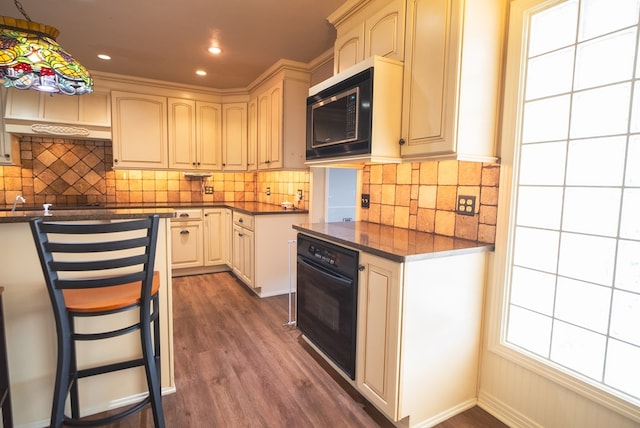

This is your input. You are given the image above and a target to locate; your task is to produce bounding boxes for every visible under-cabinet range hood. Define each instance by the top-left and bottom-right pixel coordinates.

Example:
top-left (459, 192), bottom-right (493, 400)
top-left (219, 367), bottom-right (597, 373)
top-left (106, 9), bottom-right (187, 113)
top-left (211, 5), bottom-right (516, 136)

top-left (2, 87), bottom-right (112, 140)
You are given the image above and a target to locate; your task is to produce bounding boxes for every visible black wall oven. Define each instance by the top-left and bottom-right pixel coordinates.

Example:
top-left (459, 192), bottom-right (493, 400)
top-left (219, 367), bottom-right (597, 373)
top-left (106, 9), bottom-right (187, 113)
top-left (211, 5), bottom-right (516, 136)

top-left (296, 233), bottom-right (359, 379)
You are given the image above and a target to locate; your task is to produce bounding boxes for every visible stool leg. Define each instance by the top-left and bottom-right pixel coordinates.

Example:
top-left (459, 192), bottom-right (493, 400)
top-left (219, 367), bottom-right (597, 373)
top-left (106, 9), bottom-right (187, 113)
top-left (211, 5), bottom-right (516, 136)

top-left (51, 312), bottom-right (73, 428)
top-left (69, 315), bottom-right (80, 419)
top-left (142, 298), bottom-right (165, 428)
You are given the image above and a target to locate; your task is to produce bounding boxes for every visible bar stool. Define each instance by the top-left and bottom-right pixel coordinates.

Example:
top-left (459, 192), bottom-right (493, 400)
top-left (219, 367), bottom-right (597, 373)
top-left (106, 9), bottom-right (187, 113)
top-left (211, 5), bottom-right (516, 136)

top-left (30, 215), bottom-right (165, 428)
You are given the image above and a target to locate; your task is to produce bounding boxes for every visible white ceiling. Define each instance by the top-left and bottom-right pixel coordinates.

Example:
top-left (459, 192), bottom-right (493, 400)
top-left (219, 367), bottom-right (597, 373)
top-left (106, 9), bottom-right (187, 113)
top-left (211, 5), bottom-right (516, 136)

top-left (0, 0), bottom-right (346, 90)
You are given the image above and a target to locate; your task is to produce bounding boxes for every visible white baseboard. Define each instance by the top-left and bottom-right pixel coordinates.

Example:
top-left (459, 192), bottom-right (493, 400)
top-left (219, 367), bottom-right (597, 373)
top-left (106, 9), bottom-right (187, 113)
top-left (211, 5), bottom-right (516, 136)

top-left (478, 390), bottom-right (543, 428)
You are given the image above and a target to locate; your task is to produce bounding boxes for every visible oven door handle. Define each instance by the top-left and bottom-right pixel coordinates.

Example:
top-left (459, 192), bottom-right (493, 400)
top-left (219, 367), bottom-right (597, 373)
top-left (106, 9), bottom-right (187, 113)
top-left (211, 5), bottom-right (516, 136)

top-left (297, 256), bottom-right (353, 286)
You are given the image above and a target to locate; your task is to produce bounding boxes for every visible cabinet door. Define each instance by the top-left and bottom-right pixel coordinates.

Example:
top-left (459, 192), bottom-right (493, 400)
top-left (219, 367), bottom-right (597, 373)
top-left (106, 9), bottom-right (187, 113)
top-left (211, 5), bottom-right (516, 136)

top-left (111, 91), bottom-right (168, 169)
top-left (365, 0), bottom-right (405, 61)
top-left (232, 224), bottom-right (254, 287)
top-left (168, 98), bottom-right (197, 169)
top-left (334, 24), bottom-right (364, 74)
top-left (196, 101), bottom-right (222, 170)
top-left (222, 103), bottom-right (247, 171)
top-left (400, 0), bottom-right (452, 157)
top-left (247, 98), bottom-right (258, 171)
top-left (223, 209), bottom-right (233, 266)
top-left (257, 90), bottom-right (271, 169)
top-left (170, 220), bottom-right (204, 269)
top-left (204, 209), bottom-right (226, 266)
top-left (357, 252), bottom-right (402, 420)
top-left (266, 82), bottom-right (283, 169)
top-left (400, 0), bottom-right (503, 161)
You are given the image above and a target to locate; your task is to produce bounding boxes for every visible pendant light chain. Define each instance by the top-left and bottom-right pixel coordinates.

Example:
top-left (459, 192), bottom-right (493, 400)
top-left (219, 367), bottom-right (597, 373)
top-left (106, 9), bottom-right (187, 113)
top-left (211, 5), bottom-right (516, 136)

top-left (13, 0), bottom-right (31, 22)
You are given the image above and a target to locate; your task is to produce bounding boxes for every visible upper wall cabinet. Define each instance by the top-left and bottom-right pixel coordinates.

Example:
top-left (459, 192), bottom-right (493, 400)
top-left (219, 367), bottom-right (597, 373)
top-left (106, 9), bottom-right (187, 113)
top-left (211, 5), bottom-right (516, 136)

top-left (330, 0), bottom-right (405, 74)
top-left (222, 103), bottom-right (248, 171)
top-left (3, 87), bottom-right (112, 140)
top-left (168, 98), bottom-right (222, 170)
top-left (400, 0), bottom-right (506, 162)
top-left (111, 91), bottom-right (168, 169)
top-left (0, 88), bottom-right (18, 165)
top-left (251, 63), bottom-right (309, 170)
top-left (246, 97), bottom-right (258, 171)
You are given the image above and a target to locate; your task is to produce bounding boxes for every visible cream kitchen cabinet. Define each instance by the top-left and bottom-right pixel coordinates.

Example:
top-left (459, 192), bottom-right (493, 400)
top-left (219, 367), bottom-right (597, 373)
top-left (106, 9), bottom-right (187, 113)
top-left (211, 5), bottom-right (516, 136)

top-left (246, 97), bottom-right (258, 171)
top-left (232, 211), bottom-right (255, 287)
top-left (0, 88), bottom-right (18, 165)
top-left (111, 91), bottom-right (168, 169)
top-left (170, 209), bottom-right (204, 270)
top-left (253, 65), bottom-right (309, 170)
top-left (221, 103), bottom-right (247, 171)
top-left (399, 0), bottom-right (506, 162)
top-left (330, 0), bottom-right (405, 74)
top-left (223, 209), bottom-right (233, 266)
top-left (168, 99), bottom-right (222, 170)
top-left (172, 208), bottom-right (230, 275)
top-left (357, 250), bottom-right (487, 426)
top-left (3, 86), bottom-right (112, 140)
top-left (231, 211), bottom-right (307, 297)
top-left (204, 208), bottom-right (228, 266)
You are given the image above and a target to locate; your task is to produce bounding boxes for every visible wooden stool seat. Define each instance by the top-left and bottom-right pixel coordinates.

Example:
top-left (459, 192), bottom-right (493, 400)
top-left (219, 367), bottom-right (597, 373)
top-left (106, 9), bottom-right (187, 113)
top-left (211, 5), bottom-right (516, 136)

top-left (64, 271), bottom-right (160, 313)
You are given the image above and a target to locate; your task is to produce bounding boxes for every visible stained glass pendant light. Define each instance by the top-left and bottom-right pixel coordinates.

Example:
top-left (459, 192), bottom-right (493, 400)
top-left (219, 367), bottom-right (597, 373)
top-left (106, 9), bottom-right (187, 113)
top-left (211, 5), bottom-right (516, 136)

top-left (0, 0), bottom-right (93, 94)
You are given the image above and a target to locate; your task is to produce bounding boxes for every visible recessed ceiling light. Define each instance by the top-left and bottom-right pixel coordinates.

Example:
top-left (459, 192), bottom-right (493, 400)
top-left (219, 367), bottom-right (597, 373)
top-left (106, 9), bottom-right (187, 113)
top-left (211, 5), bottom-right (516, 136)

top-left (196, 70), bottom-right (207, 76)
top-left (208, 46), bottom-right (222, 55)
top-left (97, 54), bottom-right (111, 60)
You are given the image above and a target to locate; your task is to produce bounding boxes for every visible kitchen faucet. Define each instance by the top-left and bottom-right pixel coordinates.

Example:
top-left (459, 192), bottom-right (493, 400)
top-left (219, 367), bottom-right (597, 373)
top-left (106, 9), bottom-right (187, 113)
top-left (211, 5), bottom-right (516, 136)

top-left (11, 195), bottom-right (26, 215)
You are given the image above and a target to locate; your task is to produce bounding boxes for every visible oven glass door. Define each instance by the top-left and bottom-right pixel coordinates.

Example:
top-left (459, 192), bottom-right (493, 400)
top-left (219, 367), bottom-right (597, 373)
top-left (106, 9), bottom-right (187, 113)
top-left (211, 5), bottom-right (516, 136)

top-left (297, 255), bottom-right (357, 379)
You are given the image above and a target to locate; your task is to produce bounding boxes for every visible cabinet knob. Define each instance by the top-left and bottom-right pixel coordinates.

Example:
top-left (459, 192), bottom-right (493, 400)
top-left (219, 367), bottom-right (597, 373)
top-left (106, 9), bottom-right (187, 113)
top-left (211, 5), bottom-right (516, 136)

top-left (265, 160), bottom-right (270, 164)
top-left (358, 264), bottom-right (365, 272)
top-left (3, 154), bottom-right (9, 159)
top-left (238, 233), bottom-right (244, 237)
top-left (238, 218), bottom-right (243, 223)
top-left (180, 230), bottom-right (189, 235)
top-left (222, 163), bottom-right (226, 167)
top-left (399, 138), bottom-right (406, 146)
top-left (114, 159), bottom-right (118, 163)
top-left (192, 162), bottom-right (196, 166)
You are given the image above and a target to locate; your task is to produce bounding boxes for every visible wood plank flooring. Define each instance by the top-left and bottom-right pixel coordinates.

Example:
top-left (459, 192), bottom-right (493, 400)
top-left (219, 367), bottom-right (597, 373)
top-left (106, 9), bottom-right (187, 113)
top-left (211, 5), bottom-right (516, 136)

top-left (92, 272), bottom-right (508, 427)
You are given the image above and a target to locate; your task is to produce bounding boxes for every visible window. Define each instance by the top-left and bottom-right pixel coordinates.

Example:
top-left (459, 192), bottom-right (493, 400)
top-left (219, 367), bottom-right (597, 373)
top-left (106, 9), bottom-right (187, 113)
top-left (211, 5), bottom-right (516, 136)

top-left (504, 0), bottom-right (640, 404)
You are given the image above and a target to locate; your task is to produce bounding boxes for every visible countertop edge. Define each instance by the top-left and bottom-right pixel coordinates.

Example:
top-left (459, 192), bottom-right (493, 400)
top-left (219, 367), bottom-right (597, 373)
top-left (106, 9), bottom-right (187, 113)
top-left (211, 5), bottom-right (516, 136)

top-left (293, 224), bottom-right (495, 263)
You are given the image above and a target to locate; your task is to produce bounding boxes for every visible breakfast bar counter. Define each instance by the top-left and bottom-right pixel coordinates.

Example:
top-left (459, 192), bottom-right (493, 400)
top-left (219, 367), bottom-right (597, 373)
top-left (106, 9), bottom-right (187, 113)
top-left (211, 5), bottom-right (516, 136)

top-left (0, 210), bottom-right (175, 425)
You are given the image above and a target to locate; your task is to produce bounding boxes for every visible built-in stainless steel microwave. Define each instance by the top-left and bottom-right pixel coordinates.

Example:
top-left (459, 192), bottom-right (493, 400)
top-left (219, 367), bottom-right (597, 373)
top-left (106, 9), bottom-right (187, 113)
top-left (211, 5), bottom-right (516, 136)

top-left (305, 67), bottom-right (373, 161)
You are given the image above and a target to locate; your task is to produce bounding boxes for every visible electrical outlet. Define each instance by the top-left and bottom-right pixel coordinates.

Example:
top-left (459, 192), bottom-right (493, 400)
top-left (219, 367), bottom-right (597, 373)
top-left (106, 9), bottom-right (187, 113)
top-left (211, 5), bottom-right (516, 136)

top-left (457, 195), bottom-right (476, 216)
top-left (361, 194), bottom-right (370, 208)
top-left (297, 189), bottom-right (303, 201)
top-left (266, 187), bottom-right (271, 196)
top-left (204, 186), bottom-right (214, 194)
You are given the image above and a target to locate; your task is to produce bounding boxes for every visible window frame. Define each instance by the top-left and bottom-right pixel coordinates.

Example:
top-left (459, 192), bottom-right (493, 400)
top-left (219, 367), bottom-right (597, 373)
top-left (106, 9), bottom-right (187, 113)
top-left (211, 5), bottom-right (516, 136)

top-left (487, 0), bottom-right (640, 420)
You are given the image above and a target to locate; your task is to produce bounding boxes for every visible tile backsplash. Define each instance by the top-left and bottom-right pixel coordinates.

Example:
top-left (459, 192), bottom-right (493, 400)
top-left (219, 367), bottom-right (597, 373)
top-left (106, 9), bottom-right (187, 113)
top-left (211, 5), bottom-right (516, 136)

top-left (0, 137), bottom-right (310, 210)
top-left (0, 137), bottom-right (499, 243)
top-left (360, 161), bottom-right (499, 243)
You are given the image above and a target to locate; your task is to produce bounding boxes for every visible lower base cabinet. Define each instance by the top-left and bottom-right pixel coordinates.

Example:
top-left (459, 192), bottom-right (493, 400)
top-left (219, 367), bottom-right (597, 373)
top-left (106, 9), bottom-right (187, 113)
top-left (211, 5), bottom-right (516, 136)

top-left (357, 250), bottom-right (487, 427)
top-left (172, 208), bottom-right (230, 276)
top-left (231, 212), bottom-right (307, 297)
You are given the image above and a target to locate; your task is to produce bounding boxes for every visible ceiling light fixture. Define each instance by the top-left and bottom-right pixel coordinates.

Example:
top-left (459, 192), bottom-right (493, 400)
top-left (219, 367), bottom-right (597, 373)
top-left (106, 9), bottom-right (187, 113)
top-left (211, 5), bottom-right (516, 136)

top-left (0, 0), bottom-right (93, 95)
top-left (196, 70), bottom-right (207, 76)
top-left (97, 54), bottom-right (111, 61)
top-left (208, 46), bottom-right (222, 55)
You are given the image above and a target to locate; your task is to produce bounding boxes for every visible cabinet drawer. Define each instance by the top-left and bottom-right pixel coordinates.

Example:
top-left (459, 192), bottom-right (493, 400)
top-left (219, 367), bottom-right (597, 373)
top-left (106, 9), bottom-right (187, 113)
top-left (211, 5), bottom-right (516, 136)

top-left (232, 211), bottom-right (254, 230)
top-left (173, 209), bottom-right (203, 221)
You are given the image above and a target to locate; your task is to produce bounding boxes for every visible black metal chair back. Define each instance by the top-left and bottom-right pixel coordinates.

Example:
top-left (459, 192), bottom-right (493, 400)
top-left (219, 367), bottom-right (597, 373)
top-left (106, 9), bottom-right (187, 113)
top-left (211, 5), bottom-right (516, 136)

top-left (30, 215), bottom-right (165, 427)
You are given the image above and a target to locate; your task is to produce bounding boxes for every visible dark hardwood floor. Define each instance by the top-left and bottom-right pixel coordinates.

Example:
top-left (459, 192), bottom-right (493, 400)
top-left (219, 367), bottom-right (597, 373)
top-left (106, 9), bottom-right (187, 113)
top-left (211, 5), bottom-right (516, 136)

top-left (92, 272), bottom-right (508, 427)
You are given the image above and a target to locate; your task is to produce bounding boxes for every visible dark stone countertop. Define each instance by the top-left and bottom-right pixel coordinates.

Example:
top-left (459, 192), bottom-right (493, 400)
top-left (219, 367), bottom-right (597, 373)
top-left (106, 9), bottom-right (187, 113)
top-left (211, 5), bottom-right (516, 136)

top-left (0, 202), bottom-right (308, 224)
top-left (293, 221), bottom-right (494, 263)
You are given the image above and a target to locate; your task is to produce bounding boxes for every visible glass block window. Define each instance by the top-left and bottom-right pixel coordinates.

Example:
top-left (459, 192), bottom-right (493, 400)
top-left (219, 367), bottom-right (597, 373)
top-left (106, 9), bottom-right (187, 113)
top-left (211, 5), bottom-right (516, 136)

top-left (506, 0), bottom-right (640, 402)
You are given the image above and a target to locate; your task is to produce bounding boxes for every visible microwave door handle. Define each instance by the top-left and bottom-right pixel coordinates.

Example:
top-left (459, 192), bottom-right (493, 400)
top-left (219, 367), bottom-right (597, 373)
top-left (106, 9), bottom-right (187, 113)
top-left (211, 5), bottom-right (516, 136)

top-left (297, 256), bottom-right (353, 287)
